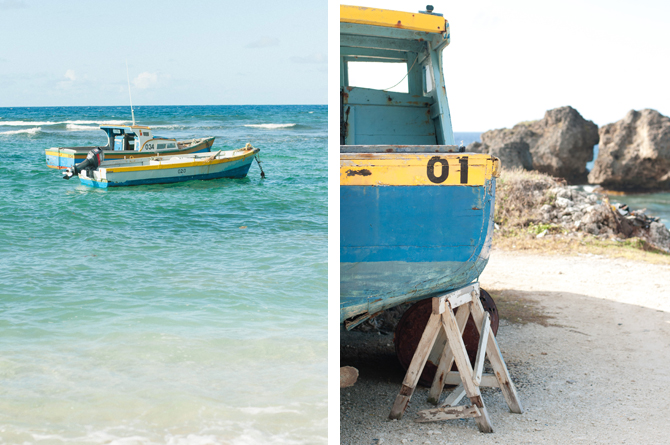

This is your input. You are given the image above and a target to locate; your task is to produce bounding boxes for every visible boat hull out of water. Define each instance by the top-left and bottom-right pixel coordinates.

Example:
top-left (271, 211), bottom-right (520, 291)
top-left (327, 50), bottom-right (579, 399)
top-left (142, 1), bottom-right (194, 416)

top-left (340, 151), bottom-right (499, 324)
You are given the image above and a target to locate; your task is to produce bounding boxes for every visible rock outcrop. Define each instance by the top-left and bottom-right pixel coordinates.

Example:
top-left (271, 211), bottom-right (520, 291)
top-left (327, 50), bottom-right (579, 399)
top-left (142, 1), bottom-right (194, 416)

top-left (495, 170), bottom-right (670, 252)
top-left (588, 109), bottom-right (670, 191)
top-left (473, 106), bottom-right (599, 183)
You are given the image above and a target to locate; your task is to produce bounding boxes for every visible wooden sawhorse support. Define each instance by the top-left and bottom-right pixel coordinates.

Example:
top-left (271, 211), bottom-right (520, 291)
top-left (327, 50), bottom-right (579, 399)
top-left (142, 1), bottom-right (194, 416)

top-left (388, 283), bottom-right (523, 433)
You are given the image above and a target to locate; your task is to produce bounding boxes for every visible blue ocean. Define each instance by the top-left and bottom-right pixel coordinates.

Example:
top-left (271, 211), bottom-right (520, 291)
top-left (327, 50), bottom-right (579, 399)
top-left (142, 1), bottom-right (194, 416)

top-left (0, 105), bottom-right (327, 444)
top-left (455, 132), bottom-right (670, 228)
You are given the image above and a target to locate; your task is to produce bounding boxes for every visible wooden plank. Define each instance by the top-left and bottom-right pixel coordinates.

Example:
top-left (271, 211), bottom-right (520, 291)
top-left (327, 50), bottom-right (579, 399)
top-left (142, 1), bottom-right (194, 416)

top-left (339, 144), bottom-right (459, 154)
top-left (470, 297), bottom-right (524, 414)
top-left (446, 283), bottom-right (478, 309)
top-left (473, 313), bottom-right (490, 386)
top-left (389, 312), bottom-right (442, 420)
top-left (432, 294), bottom-right (447, 314)
top-left (441, 308), bottom-right (493, 433)
top-left (415, 405), bottom-right (480, 423)
top-left (427, 304), bottom-right (470, 404)
top-left (441, 383), bottom-right (466, 407)
top-left (444, 371), bottom-right (499, 388)
top-left (428, 40), bottom-right (454, 145)
top-left (341, 34), bottom-right (426, 53)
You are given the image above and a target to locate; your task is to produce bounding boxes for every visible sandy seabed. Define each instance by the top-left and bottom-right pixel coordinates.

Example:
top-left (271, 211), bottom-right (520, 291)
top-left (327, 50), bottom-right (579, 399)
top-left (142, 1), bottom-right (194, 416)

top-left (341, 249), bottom-right (670, 444)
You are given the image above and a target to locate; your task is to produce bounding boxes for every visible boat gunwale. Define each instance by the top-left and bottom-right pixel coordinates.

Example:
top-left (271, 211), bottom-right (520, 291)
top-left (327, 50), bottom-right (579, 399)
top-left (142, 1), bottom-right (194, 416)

top-left (103, 149), bottom-right (258, 173)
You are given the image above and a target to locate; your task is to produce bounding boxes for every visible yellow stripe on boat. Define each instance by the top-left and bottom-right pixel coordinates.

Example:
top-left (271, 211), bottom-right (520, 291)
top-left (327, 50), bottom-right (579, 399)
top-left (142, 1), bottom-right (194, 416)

top-left (45, 150), bottom-right (75, 158)
top-left (340, 5), bottom-right (447, 34)
top-left (105, 151), bottom-right (256, 173)
top-left (340, 153), bottom-right (499, 186)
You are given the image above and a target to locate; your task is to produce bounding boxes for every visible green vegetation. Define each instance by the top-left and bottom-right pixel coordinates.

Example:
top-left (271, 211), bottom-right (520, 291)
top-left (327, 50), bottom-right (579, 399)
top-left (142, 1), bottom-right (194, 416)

top-left (493, 169), bottom-right (670, 264)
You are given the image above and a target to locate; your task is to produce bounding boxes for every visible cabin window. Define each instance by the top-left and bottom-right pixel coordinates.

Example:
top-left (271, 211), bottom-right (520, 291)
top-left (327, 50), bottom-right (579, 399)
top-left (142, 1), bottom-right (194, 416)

top-left (167, 143), bottom-right (176, 148)
top-left (157, 144), bottom-right (166, 149)
top-left (347, 61), bottom-right (409, 93)
top-left (124, 135), bottom-right (135, 151)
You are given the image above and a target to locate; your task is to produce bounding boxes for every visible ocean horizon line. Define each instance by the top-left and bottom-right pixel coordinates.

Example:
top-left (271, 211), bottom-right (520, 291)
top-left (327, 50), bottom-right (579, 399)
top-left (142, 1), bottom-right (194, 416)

top-left (0, 103), bottom-right (327, 109)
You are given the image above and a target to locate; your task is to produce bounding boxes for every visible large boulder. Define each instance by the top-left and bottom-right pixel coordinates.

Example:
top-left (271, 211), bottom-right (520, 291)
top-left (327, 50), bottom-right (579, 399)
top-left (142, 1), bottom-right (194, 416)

top-left (477, 106), bottom-right (598, 183)
top-left (588, 109), bottom-right (670, 191)
top-left (466, 140), bottom-right (533, 170)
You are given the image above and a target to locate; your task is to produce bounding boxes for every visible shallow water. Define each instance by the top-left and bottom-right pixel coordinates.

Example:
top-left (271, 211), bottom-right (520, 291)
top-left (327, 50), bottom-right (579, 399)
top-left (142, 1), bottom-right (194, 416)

top-left (0, 105), bottom-right (327, 444)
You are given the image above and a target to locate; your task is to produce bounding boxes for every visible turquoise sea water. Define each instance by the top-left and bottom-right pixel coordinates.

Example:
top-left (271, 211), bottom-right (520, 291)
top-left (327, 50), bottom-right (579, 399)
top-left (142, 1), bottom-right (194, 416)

top-left (0, 106), bottom-right (327, 444)
top-left (458, 132), bottom-right (670, 228)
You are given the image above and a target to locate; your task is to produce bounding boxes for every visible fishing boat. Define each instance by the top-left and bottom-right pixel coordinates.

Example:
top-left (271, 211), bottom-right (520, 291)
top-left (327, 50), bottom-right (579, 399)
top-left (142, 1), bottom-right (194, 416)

top-left (62, 144), bottom-right (261, 188)
top-left (45, 124), bottom-right (214, 169)
top-left (340, 5), bottom-right (502, 375)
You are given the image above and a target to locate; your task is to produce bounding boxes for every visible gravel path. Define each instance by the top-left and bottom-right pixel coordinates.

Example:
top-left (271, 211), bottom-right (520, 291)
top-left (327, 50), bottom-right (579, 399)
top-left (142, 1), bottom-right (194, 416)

top-left (340, 250), bottom-right (670, 444)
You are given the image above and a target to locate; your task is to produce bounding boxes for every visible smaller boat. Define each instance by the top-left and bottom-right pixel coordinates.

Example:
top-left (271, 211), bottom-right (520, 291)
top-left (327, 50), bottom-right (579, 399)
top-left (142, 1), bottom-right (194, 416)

top-left (62, 144), bottom-right (261, 188)
top-left (45, 125), bottom-right (215, 169)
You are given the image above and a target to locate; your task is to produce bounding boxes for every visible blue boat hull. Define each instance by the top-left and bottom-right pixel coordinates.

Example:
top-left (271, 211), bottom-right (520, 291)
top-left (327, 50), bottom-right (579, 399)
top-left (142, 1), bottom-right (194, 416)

top-left (79, 163), bottom-right (254, 188)
top-left (340, 180), bottom-right (495, 323)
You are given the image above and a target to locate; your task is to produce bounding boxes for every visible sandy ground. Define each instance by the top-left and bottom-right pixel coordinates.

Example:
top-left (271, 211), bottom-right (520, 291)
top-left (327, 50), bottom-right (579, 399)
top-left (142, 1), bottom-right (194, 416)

top-left (340, 249), bottom-right (670, 444)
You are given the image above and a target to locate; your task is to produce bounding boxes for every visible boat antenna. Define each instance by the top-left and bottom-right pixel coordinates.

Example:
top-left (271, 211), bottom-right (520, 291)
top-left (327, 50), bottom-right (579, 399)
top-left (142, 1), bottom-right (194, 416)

top-left (125, 60), bottom-right (136, 126)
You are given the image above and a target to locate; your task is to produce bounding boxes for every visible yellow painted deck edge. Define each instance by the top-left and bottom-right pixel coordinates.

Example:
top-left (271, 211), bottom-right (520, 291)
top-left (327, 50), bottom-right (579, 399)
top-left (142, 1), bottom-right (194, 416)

top-left (105, 151), bottom-right (256, 173)
top-left (340, 5), bottom-right (446, 34)
top-left (340, 153), bottom-right (497, 186)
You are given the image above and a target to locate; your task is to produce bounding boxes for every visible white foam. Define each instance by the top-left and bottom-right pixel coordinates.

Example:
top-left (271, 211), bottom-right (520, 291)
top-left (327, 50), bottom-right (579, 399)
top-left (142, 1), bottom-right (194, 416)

top-left (0, 119), bottom-right (128, 126)
top-left (239, 406), bottom-right (300, 415)
top-left (66, 124), bottom-right (99, 131)
top-left (0, 127), bottom-right (41, 135)
top-left (243, 124), bottom-right (296, 129)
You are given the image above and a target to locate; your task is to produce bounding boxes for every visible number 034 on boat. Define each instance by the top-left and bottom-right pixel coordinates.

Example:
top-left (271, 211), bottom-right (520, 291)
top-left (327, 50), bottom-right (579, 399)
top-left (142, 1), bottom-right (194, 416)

top-left (340, 5), bottom-right (501, 327)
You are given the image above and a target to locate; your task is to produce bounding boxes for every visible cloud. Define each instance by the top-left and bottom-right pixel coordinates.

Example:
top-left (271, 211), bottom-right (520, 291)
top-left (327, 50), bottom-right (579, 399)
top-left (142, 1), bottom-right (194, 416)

top-left (0, 0), bottom-right (27, 10)
top-left (246, 37), bottom-right (279, 49)
top-left (132, 72), bottom-right (158, 89)
top-left (64, 69), bottom-right (76, 81)
top-left (290, 53), bottom-right (327, 64)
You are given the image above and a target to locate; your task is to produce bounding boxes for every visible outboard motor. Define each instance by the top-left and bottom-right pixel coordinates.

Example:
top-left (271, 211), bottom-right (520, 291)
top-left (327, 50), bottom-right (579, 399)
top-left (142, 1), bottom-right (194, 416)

top-left (63, 147), bottom-right (104, 180)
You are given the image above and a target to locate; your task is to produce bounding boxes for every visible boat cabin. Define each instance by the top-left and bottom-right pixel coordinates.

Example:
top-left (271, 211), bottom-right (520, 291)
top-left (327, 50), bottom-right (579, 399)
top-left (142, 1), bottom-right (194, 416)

top-left (100, 125), bottom-right (177, 152)
top-left (340, 5), bottom-right (455, 146)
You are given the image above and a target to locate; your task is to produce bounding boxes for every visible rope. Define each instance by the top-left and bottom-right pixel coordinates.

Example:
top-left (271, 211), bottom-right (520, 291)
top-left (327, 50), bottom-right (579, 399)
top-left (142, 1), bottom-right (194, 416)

top-left (255, 153), bottom-right (265, 179)
top-left (382, 54), bottom-right (419, 92)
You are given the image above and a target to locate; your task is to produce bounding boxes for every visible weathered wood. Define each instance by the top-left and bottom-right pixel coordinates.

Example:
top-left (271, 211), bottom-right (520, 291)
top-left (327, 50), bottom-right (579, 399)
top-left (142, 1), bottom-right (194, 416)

top-left (389, 312), bottom-right (442, 419)
top-left (441, 308), bottom-right (494, 433)
top-left (444, 371), bottom-right (499, 388)
top-left (447, 284), bottom-right (477, 309)
top-left (415, 404), bottom-right (480, 423)
top-left (473, 312), bottom-right (490, 386)
top-left (427, 304), bottom-right (470, 404)
top-left (432, 294), bottom-right (447, 314)
top-left (470, 296), bottom-right (524, 414)
top-left (441, 383), bottom-right (466, 407)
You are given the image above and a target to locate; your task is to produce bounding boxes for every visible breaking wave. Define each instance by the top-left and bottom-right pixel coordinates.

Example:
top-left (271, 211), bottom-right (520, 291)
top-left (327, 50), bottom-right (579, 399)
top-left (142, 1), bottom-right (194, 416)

top-left (66, 124), bottom-right (99, 131)
top-left (243, 123), bottom-right (297, 129)
top-left (0, 127), bottom-right (41, 135)
top-left (0, 119), bottom-right (128, 127)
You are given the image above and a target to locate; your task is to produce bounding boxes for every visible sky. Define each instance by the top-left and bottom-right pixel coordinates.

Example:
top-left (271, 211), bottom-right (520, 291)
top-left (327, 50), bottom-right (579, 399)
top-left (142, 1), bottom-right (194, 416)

top-left (0, 0), bottom-right (327, 106)
top-left (338, 0), bottom-right (670, 131)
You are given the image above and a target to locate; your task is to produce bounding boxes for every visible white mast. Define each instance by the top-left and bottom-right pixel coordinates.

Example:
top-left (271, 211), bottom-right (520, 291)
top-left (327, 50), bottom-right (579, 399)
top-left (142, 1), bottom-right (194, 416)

top-left (125, 60), bottom-right (136, 126)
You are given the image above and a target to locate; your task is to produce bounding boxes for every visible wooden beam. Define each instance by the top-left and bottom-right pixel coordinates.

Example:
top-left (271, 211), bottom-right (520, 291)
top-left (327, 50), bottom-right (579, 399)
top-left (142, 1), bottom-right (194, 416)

top-left (415, 405), bottom-right (480, 423)
top-left (470, 296), bottom-right (524, 414)
top-left (473, 312), bottom-right (490, 386)
top-left (443, 371), bottom-right (499, 388)
top-left (428, 304), bottom-right (470, 404)
top-left (441, 383), bottom-right (466, 407)
top-left (442, 307), bottom-right (493, 433)
top-left (389, 311), bottom-right (442, 420)
top-left (341, 34), bottom-right (426, 53)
